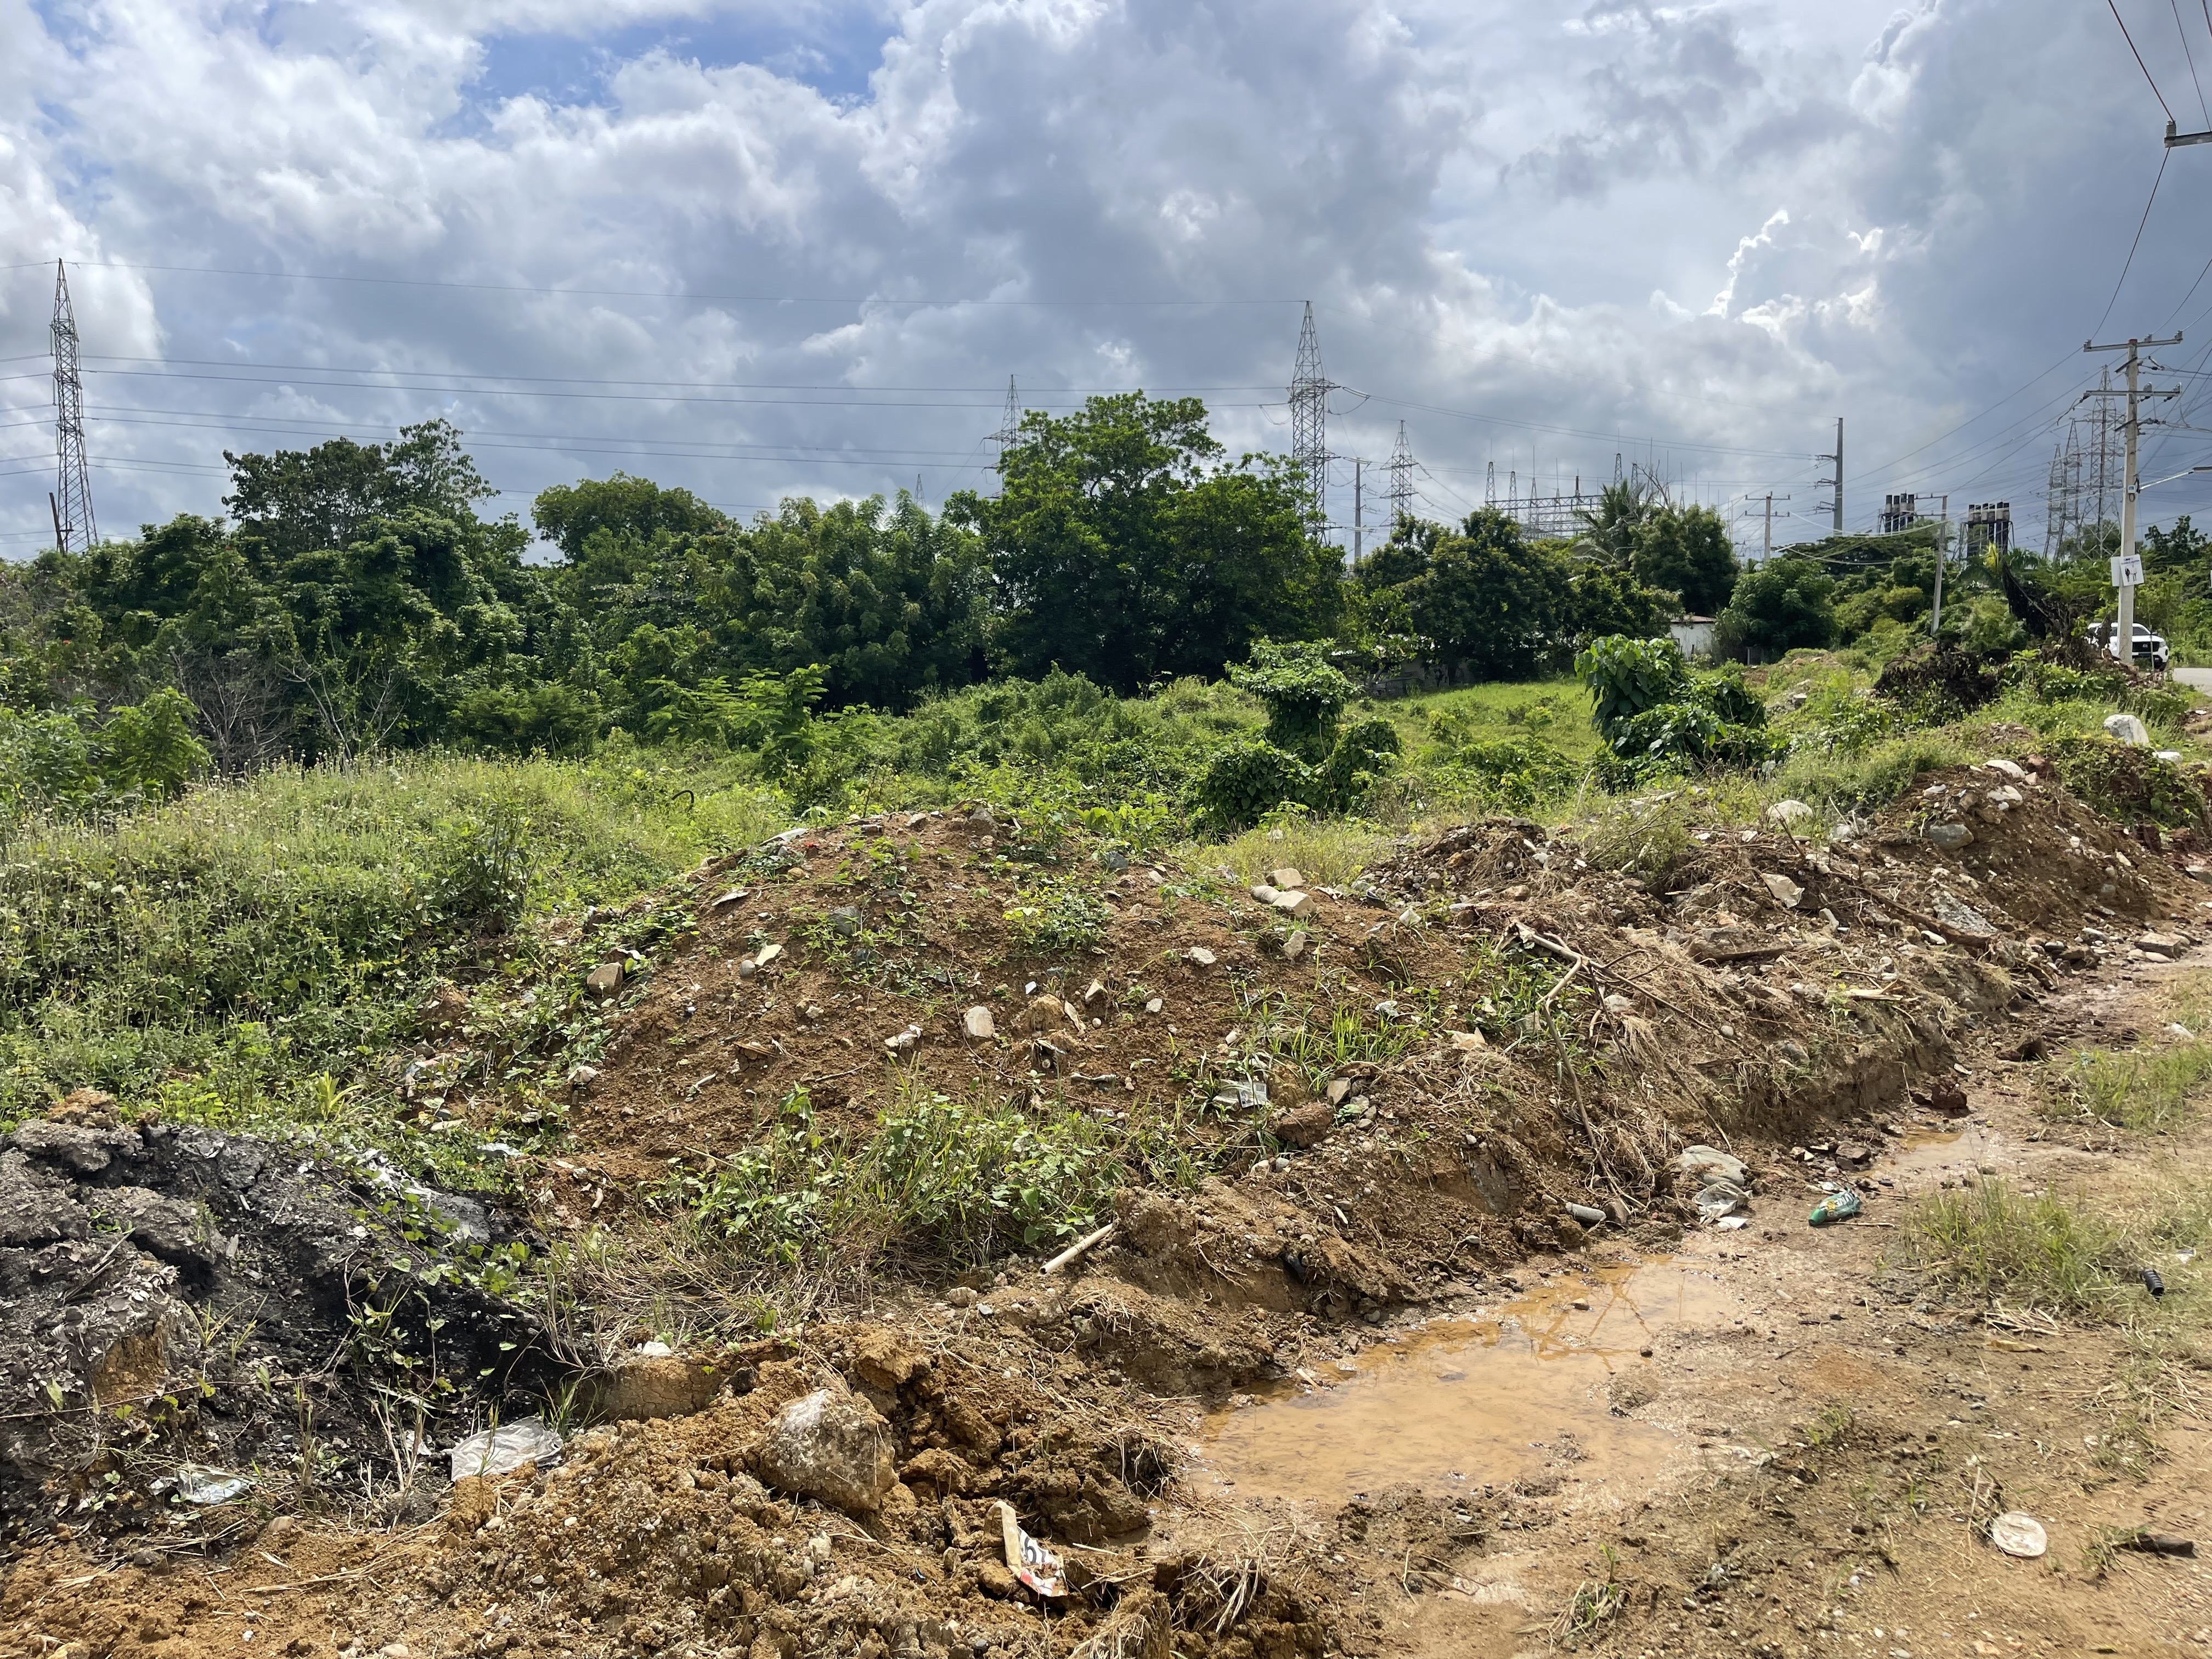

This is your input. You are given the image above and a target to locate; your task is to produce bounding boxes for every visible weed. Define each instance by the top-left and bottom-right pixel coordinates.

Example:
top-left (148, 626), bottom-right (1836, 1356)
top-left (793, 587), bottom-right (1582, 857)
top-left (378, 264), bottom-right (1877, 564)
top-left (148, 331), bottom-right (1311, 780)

top-left (1551, 1543), bottom-right (1624, 1647)
top-left (2061, 1037), bottom-right (2212, 1132)
top-left (663, 1083), bottom-right (1121, 1273)
top-left (1003, 879), bottom-right (1110, 954)
top-left (1891, 1178), bottom-right (2124, 1318)
top-left (1804, 1404), bottom-right (1855, 1452)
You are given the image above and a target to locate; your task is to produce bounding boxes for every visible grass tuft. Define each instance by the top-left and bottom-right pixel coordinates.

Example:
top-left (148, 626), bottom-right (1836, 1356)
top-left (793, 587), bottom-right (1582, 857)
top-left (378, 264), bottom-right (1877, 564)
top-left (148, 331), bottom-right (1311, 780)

top-left (1892, 1178), bottom-right (2124, 1318)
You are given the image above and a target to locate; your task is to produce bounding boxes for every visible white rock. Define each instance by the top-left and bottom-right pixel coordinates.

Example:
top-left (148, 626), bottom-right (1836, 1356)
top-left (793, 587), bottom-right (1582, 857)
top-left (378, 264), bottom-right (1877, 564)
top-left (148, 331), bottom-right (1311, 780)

top-left (1269, 867), bottom-right (1306, 891)
top-left (1274, 890), bottom-right (1315, 917)
top-left (963, 1006), bottom-right (997, 1041)
top-left (1760, 872), bottom-right (1803, 910)
top-left (2104, 712), bottom-right (2151, 747)
top-left (755, 1387), bottom-right (896, 1514)
top-left (754, 942), bottom-right (784, 967)
top-left (1764, 799), bottom-right (1813, 828)
top-left (1984, 758), bottom-right (2028, 781)
top-left (1187, 947), bottom-right (1217, 966)
top-left (1248, 884), bottom-right (1281, 904)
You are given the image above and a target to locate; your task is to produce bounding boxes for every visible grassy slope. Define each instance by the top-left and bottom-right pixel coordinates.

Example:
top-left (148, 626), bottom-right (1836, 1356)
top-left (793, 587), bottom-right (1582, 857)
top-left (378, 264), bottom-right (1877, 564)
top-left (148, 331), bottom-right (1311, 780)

top-left (5, 650), bottom-right (2206, 1167)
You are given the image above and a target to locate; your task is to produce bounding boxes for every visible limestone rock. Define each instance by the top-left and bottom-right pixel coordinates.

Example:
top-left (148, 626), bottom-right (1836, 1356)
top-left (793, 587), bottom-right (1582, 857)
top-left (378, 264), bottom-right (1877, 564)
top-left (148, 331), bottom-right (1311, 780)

top-left (9, 1121), bottom-right (128, 1176)
top-left (2103, 712), bottom-right (2151, 747)
top-left (1673, 1144), bottom-right (1749, 1188)
top-left (1759, 872), bottom-right (1804, 910)
top-left (755, 1386), bottom-right (896, 1515)
top-left (1020, 995), bottom-right (1069, 1034)
top-left (1764, 799), bottom-right (1813, 829)
top-left (585, 961), bottom-right (625, 999)
top-left (963, 1006), bottom-right (997, 1042)
top-left (1269, 867), bottom-right (1306, 891)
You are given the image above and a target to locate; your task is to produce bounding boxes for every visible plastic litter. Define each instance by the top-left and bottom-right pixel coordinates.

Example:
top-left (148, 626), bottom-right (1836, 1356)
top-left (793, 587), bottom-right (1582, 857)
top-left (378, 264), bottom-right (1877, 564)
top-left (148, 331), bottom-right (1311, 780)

top-left (997, 1500), bottom-right (1066, 1597)
top-left (1714, 1215), bottom-right (1750, 1231)
top-left (449, 1416), bottom-right (565, 1481)
top-left (175, 1469), bottom-right (254, 1505)
top-left (1695, 1182), bottom-right (1748, 1221)
top-left (1565, 1203), bottom-right (1606, 1226)
top-left (2143, 1267), bottom-right (2166, 1298)
top-left (1808, 1188), bottom-right (1862, 1227)
top-left (1989, 1512), bottom-right (2047, 1558)
top-left (1695, 1182), bottom-right (1749, 1221)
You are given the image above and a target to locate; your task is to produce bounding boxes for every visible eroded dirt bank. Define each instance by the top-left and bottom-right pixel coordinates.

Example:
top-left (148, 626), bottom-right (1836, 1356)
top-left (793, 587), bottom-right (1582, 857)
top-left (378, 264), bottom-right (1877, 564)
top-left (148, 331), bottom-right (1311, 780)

top-left (5, 756), bottom-right (2211, 1658)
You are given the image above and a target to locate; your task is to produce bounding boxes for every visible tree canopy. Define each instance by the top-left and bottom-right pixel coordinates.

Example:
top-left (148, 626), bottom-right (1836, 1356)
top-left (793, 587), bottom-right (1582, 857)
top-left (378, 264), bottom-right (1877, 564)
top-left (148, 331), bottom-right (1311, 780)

top-left (945, 393), bottom-right (1342, 692)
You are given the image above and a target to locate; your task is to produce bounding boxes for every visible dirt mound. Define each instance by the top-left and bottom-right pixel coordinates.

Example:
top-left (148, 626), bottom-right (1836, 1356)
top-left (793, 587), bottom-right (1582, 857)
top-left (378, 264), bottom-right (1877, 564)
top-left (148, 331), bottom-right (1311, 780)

top-left (4, 1319), bottom-right (1324, 1659)
top-left (0, 1103), bottom-right (554, 1544)
top-left (13, 761), bottom-right (2209, 1654)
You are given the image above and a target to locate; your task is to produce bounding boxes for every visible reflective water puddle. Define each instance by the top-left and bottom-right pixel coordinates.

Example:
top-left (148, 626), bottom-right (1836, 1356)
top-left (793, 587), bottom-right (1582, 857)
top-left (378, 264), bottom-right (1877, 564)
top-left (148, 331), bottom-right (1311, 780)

top-left (1193, 1259), bottom-right (1738, 1508)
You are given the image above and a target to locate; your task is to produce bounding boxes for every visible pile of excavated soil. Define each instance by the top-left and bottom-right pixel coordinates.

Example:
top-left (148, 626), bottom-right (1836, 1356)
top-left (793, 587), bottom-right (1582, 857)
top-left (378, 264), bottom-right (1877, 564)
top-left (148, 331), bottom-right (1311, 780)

top-left (7, 751), bottom-right (2209, 1658)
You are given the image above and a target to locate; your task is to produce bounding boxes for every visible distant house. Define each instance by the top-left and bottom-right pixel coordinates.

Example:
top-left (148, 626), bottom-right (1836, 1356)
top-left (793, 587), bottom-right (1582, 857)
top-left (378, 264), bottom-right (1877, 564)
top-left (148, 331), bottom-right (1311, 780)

top-left (1669, 616), bottom-right (1717, 659)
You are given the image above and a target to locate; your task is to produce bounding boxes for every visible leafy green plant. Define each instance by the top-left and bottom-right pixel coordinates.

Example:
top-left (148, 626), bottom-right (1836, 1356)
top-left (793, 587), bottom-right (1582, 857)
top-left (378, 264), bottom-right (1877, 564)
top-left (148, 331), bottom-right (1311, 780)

top-left (1228, 639), bottom-right (1355, 759)
top-left (1444, 734), bottom-right (1583, 811)
top-left (1573, 635), bottom-right (1689, 738)
top-left (1003, 879), bottom-right (1110, 953)
top-left (664, 1086), bottom-right (1119, 1269)
top-left (2049, 737), bottom-right (2205, 828)
top-left (1196, 740), bottom-right (1313, 832)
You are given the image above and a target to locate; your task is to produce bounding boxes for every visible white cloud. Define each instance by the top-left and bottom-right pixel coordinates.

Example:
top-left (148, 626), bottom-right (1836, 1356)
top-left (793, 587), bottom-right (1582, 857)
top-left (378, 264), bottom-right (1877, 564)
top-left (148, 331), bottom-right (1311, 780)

top-left (1, 0), bottom-right (2205, 556)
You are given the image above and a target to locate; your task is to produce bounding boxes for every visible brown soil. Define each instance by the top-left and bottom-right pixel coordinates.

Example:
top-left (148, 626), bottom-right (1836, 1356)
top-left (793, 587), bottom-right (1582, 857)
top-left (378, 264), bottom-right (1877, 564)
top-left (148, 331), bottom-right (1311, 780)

top-left (8, 758), bottom-right (2212, 1658)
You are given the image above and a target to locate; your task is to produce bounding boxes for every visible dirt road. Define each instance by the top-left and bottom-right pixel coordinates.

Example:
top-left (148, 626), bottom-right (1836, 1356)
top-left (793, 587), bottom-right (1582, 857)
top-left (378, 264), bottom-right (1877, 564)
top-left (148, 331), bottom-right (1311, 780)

top-left (1184, 950), bottom-right (2212, 1657)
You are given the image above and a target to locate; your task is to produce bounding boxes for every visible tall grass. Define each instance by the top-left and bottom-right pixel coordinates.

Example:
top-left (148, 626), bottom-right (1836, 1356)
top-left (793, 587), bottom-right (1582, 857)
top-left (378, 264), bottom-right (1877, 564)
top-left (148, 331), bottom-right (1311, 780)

top-left (1893, 1179), bottom-right (2124, 1317)
top-left (0, 750), bottom-right (784, 1125)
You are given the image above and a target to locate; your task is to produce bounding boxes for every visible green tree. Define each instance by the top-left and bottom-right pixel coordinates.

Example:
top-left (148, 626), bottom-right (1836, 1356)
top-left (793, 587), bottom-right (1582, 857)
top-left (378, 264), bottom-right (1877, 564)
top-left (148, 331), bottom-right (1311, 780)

top-left (1632, 505), bottom-right (1739, 614)
top-left (533, 473), bottom-right (729, 594)
top-left (1713, 557), bottom-right (1838, 656)
top-left (946, 393), bottom-right (1341, 692)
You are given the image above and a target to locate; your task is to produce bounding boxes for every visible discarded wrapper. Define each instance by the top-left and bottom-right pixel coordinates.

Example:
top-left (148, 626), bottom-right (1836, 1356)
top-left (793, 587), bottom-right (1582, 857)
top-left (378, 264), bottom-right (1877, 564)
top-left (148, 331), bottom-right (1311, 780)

top-left (449, 1416), bottom-right (565, 1481)
top-left (1989, 1511), bottom-right (2047, 1559)
top-left (997, 1499), bottom-right (1066, 1598)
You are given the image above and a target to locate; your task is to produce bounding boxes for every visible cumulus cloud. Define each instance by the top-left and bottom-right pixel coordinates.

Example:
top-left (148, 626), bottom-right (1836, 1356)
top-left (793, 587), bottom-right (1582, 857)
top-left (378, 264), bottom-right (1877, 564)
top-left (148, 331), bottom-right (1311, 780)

top-left (1, 0), bottom-right (2205, 556)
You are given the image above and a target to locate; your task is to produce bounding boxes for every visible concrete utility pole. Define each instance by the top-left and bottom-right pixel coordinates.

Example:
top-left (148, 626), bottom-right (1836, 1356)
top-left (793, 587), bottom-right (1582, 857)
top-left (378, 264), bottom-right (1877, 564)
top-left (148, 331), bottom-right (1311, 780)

top-left (1929, 494), bottom-right (1951, 636)
top-left (2083, 333), bottom-right (2183, 662)
top-left (1352, 457), bottom-right (1364, 562)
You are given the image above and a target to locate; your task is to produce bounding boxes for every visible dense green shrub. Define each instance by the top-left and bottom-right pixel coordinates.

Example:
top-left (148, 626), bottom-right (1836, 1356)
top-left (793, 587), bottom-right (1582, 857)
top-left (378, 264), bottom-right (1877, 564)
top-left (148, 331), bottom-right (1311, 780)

top-left (1229, 639), bottom-right (1354, 759)
top-left (2049, 737), bottom-right (2206, 829)
top-left (1575, 636), bottom-right (1690, 738)
top-left (1446, 733), bottom-right (1585, 810)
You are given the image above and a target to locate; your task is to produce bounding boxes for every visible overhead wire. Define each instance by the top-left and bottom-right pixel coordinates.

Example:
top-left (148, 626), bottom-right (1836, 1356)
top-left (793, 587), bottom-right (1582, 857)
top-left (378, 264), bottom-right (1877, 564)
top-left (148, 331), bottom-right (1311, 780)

top-left (2096, 147), bottom-right (2170, 338)
top-left (2112, 0), bottom-right (2179, 121)
top-left (2176, 0), bottom-right (2210, 122)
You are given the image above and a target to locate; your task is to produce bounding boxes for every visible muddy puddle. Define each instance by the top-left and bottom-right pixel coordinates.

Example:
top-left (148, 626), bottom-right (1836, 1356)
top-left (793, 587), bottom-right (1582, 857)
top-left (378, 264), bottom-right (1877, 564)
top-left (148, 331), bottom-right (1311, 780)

top-left (1886, 1120), bottom-right (2020, 1187)
top-left (1193, 1259), bottom-right (1737, 1509)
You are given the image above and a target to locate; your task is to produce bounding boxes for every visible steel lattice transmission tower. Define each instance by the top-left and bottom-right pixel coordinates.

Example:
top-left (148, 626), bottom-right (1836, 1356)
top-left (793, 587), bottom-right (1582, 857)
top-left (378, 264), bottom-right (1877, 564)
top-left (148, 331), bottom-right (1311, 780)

top-left (49, 261), bottom-right (95, 555)
top-left (1386, 420), bottom-right (1414, 527)
top-left (988, 376), bottom-right (1022, 495)
top-left (1288, 301), bottom-right (1332, 530)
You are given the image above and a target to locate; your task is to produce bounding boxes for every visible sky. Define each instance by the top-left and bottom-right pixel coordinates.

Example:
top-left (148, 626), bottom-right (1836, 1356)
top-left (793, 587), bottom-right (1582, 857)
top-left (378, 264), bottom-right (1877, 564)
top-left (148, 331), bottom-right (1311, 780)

top-left (4, 0), bottom-right (2212, 562)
